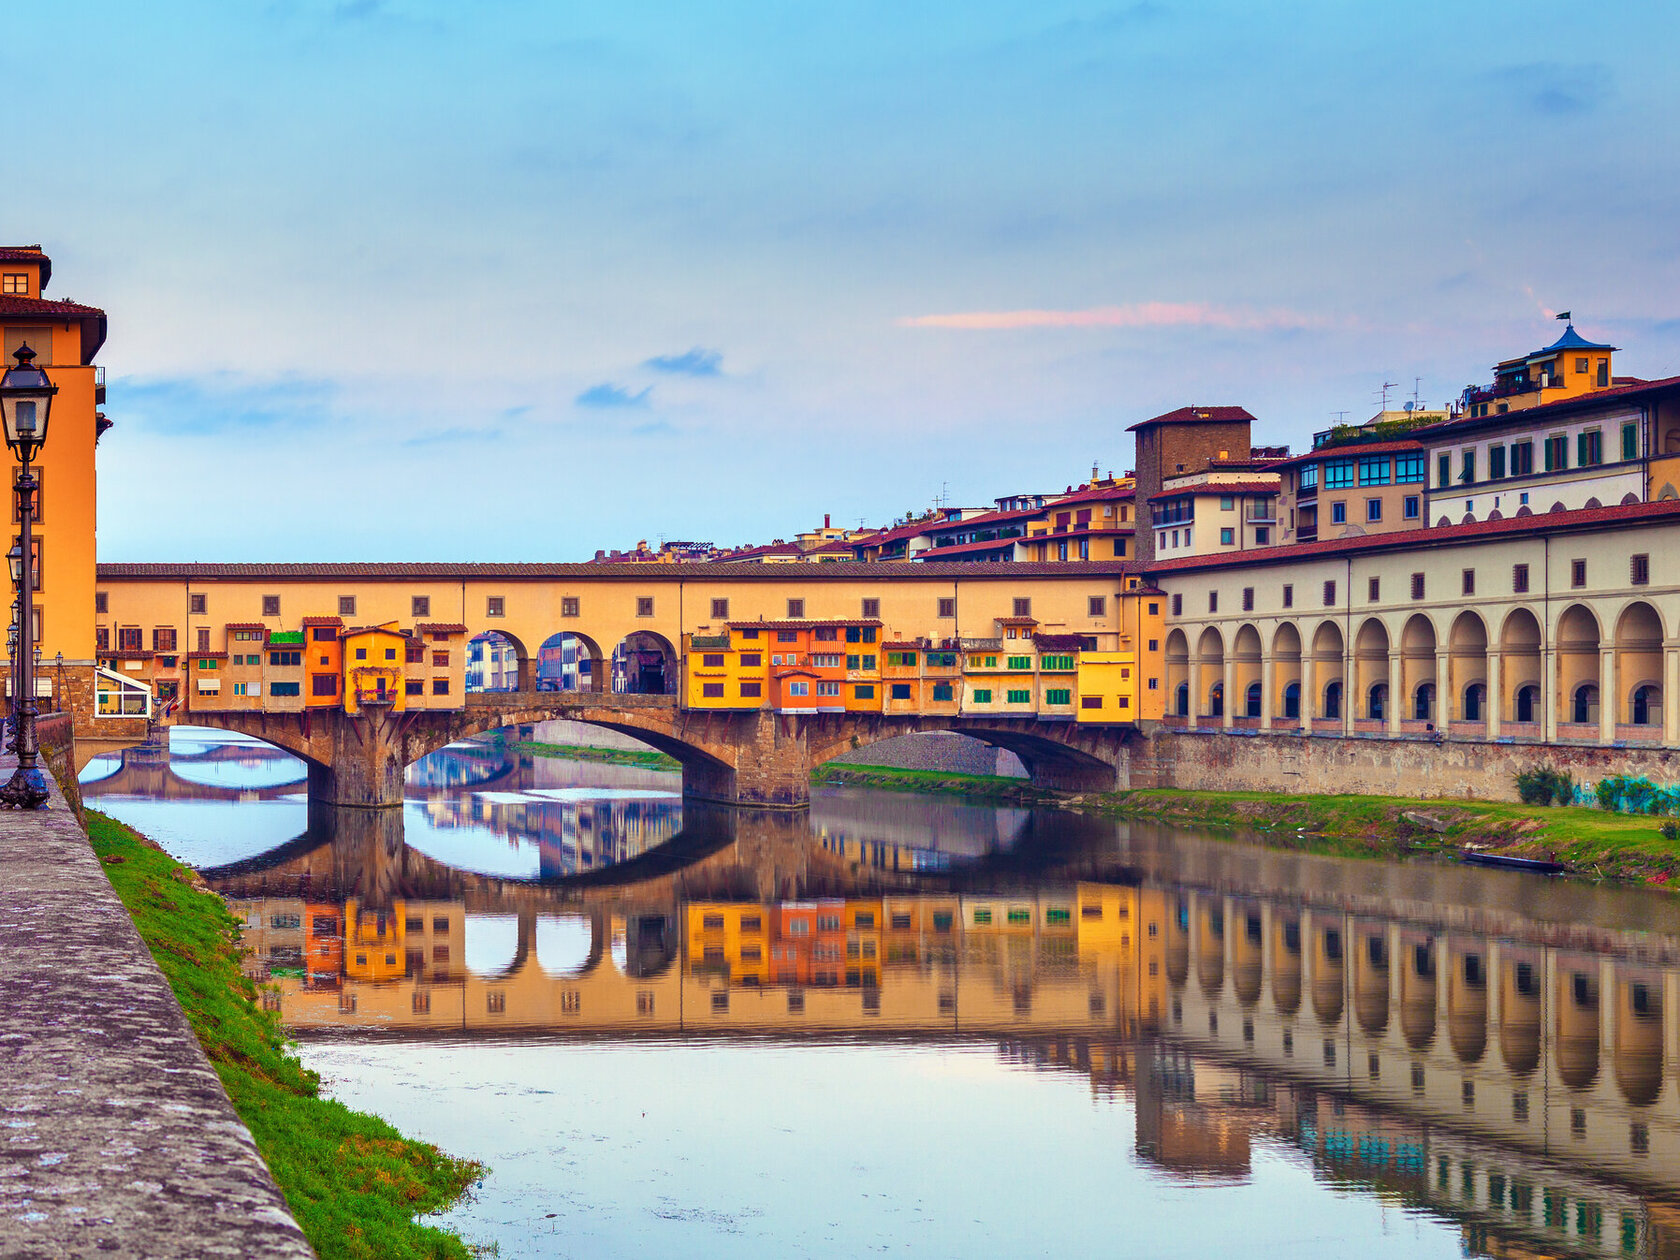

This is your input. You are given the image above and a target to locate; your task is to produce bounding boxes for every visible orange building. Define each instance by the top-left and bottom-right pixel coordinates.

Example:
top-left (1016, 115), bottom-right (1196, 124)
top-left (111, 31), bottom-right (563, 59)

top-left (303, 616), bottom-right (344, 708)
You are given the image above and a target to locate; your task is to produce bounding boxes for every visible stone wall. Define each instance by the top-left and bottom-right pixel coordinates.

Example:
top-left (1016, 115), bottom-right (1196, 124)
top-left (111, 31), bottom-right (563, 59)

top-left (829, 731), bottom-right (1027, 778)
top-left (1128, 728), bottom-right (1680, 801)
top-left (36, 710), bottom-right (82, 819)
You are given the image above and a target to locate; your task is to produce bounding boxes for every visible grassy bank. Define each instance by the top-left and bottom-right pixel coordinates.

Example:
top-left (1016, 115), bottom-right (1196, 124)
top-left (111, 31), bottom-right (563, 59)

top-left (509, 739), bottom-right (679, 770)
top-left (86, 810), bottom-right (485, 1260)
top-left (818, 763), bottom-right (1680, 887)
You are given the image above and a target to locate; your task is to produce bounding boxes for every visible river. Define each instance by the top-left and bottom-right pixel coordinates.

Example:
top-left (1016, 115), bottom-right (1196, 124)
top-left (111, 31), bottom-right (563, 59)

top-left (82, 727), bottom-right (1680, 1259)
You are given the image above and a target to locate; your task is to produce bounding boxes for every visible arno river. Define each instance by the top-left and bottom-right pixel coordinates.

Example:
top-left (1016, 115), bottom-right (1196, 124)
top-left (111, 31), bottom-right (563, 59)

top-left (83, 729), bottom-right (1680, 1259)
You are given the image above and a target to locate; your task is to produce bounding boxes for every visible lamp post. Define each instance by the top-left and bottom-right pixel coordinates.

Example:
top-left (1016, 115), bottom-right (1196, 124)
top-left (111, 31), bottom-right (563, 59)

top-left (0, 344), bottom-right (56, 808)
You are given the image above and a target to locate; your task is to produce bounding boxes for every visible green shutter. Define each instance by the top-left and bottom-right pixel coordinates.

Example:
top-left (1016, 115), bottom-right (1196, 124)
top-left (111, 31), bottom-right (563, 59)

top-left (1623, 422), bottom-right (1638, 461)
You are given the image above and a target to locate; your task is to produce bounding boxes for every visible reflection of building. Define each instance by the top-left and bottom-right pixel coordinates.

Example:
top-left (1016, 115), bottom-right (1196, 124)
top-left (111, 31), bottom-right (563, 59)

top-left (466, 633), bottom-right (519, 691)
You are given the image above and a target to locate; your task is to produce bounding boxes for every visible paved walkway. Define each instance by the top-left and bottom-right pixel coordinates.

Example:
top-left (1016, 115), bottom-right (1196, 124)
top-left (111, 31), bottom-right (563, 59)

top-left (0, 761), bottom-right (313, 1258)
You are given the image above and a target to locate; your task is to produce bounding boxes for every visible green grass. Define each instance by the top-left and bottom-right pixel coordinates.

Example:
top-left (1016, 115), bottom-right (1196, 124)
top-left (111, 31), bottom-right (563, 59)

top-left (86, 810), bottom-right (486, 1260)
top-left (509, 739), bottom-right (679, 769)
top-left (814, 763), bottom-right (1680, 887)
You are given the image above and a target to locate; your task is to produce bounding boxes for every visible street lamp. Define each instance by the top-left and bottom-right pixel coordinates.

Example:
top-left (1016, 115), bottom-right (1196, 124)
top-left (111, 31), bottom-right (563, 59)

top-left (0, 343), bottom-right (56, 808)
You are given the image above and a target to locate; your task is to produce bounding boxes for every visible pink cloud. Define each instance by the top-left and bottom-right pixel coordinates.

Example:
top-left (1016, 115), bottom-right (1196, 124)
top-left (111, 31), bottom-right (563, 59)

top-left (897, 301), bottom-right (1326, 331)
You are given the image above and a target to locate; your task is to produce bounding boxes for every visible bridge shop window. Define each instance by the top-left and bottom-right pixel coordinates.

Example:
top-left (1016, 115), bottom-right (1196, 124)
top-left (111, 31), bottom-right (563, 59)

top-left (432, 679), bottom-right (450, 695)
top-left (263, 595), bottom-right (280, 616)
top-left (710, 598), bottom-right (729, 619)
top-left (270, 682), bottom-right (301, 697)
top-left (740, 682), bottom-right (762, 697)
top-left (313, 675), bottom-right (339, 697)
top-left (636, 597), bottom-right (653, 617)
top-left (405, 679), bottom-right (424, 695)
top-left (562, 597), bottom-right (580, 618)
top-left (312, 627), bottom-right (336, 642)
top-left (406, 645), bottom-right (425, 664)
top-left (487, 596), bottom-right (506, 617)
top-left (270, 651), bottom-right (302, 666)
top-left (862, 598), bottom-right (880, 618)
top-left (153, 628), bottom-right (177, 652)
top-left (853, 684), bottom-right (874, 699)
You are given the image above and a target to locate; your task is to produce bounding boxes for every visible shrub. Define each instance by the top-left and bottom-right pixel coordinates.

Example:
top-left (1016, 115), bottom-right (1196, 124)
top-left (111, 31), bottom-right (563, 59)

top-left (1660, 819), bottom-right (1680, 843)
top-left (1517, 765), bottom-right (1578, 807)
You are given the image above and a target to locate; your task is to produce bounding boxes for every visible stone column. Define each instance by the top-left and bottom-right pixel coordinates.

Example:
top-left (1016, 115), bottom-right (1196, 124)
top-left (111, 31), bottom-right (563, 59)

top-left (1386, 651), bottom-right (1403, 736)
top-left (1186, 654), bottom-right (1201, 730)
top-left (1303, 653), bottom-right (1317, 730)
top-left (1260, 654), bottom-right (1274, 731)
top-left (1342, 648), bottom-right (1356, 737)
top-left (1542, 646), bottom-right (1559, 744)
top-left (1665, 644), bottom-right (1680, 747)
top-left (1486, 650), bottom-right (1502, 739)
top-left (1222, 657), bottom-right (1236, 729)
top-left (1599, 647), bottom-right (1617, 745)
top-left (1436, 645), bottom-right (1453, 727)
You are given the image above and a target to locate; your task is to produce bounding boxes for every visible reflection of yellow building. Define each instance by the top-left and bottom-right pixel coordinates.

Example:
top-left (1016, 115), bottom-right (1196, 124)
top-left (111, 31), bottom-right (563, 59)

top-left (686, 902), bottom-right (771, 983)
top-left (343, 898), bottom-right (406, 981)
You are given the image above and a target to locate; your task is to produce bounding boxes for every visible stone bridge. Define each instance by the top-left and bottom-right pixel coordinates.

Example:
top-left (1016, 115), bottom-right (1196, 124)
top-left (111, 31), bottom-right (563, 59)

top-left (160, 690), bottom-right (1139, 809)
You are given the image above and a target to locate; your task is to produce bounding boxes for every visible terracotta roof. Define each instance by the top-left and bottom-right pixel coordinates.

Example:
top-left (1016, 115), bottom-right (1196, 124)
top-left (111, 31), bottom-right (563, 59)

top-left (1032, 633), bottom-right (1087, 650)
top-left (913, 537), bottom-right (1021, 560)
top-left (1127, 405), bottom-right (1256, 433)
top-left (301, 616), bottom-right (344, 626)
top-left (0, 294), bottom-right (107, 363)
top-left (100, 650), bottom-right (153, 661)
top-left (415, 622), bottom-right (468, 634)
top-left (853, 520), bottom-right (937, 548)
top-left (1044, 484), bottom-right (1134, 507)
top-left (1143, 498), bottom-right (1680, 574)
top-left (1149, 480), bottom-right (1280, 501)
top-left (1271, 439), bottom-right (1424, 468)
top-left (223, 622), bottom-right (268, 631)
top-left (1420, 375), bottom-right (1680, 440)
top-left (728, 619), bottom-right (882, 630)
top-left (0, 246), bottom-right (49, 288)
top-left (925, 506), bottom-right (1043, 534)
top-left (97, 560), bottom-right (1141, 581)
top-left (995, 616), bottom-right (1038, 626)
top-left (186, 652), bottom-right (229, 660)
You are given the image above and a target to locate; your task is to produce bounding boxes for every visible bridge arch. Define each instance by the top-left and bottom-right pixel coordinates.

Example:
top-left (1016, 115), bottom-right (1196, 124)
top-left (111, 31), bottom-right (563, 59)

top-left (614, 631), bottom-right (679, 695)
top-left (537, 630), bottom-right (606, 693)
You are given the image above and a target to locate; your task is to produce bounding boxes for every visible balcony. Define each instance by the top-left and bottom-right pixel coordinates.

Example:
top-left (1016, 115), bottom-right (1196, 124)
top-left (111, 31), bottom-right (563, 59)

top-left (94, 364), bottom-right (106, 404)
top-left (1465, 377), bottom-right (1542, 407)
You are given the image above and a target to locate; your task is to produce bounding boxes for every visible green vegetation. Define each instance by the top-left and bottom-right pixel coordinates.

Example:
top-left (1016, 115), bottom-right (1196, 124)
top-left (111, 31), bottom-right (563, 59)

top-left (86, 810), bottom-right (485, 1260)
top-left (820, 762), bottom-right (1680, 888)
top-left (1515, 764), bottom-right (1578, 806)
top-left (510, 739), bottom-right (679, 769)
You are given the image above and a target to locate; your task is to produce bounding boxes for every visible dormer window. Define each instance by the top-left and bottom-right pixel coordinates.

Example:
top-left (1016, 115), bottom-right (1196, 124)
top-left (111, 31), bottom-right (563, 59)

top-left (1, 275), bottom-right (25, 295)
top-left (1575, 357), bottom-right (1588, 374)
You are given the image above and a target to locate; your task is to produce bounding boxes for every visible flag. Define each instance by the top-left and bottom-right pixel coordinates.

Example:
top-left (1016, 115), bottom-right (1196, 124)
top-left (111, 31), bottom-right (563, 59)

top-left (1556, 310), bottom-right (1572, 321)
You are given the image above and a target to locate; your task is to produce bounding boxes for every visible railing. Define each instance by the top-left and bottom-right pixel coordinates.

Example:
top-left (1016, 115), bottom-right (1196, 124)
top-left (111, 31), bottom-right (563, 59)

top-left (1465, 378), bottom-right (1542, 405)
top-left (94, 365), bottom-right (105, 404)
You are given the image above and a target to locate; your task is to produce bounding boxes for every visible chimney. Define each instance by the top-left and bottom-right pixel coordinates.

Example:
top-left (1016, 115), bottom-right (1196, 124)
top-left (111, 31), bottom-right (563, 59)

top-left (824, 513), bottom-right (831, 529)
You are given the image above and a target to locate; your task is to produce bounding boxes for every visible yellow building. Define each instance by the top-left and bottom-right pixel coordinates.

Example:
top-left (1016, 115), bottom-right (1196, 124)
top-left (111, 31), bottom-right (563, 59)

top-left (686, 902), bottom-right (771, 984)
top-left (683, 630), bottom-right (768, 710)
top-left (1463, 320), bottom-right (1617, 419)
top-left (342, 623), bottom-right (411, 713)
top-left (343, 898), bottom-right (407, 982)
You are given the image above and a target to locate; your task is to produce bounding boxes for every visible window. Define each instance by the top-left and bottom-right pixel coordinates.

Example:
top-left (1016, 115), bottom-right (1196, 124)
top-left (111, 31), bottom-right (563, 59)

top-left (702, 682), bottom-right (725, 698)
top-left (862, 598), bottom-right (880, 618)
top-left (196, 627), bottom-right (210, 652)
top-left (431, 651), bottom-right (449, 667)
top-left (1366, 498), bottom-right (1382, 523)
top-left (788, 681), bottom-right (809, 697)
top-left (94, 591), bottom-right (108, 614)
top-left (971, 688), bottom-right (992, 703)
top-left (1241, 587), bottom-right (1254, 611)
top-left (1282, 584), bottom-right (1293, 608)
top-left (777, 630), bottom-right (797, 643)
top-left (1299, 464), bottom-right (1319, 490)
top-left (1007, 655), bottom-right (1032, 670)
top-left (890, 683), bottom-right (911, 700)
top-left (1013, 598), bottom-right (1031, 618)
top-left (1359, 457), bottom-right (1390, 486)
top-left (1219, 527), bottom-right (1234, 545)
top-left (1403, 495), bottom-right (1420, 520)
top-left (270, 682), bottom-right (301, 697)
top-left (787, 598), bottom-right (805, 619)
top-left (1632, 553), bottom-right (1650, 585)
top-left (817, 681), bottom-right (842, 697)
top-left (1, 274), bottom-right (26, 294)
top-left (384, 647), bottom-right (397, 661)
top-left (937, 597), bottom-right (956, 618)
top-left (1208, 592), bottom-right (1218, 612)
top-left (1578, 429), bottom-right (1603, 467)
top-left (1367, 577), bottom-right (1380, 601)
top-left (312, 674), bottom-right (339, 696)
top-left (1623, 421), bottom-right (1638, 461)
top-left (635, 597), bottom-right (652, 617)
top-left (739, 652), bottom-right (761, 667)
top-left (95, 627), bottom-right (108, 651)
top-left (355, 648), bottom-right (366, 661)
top-left (338, 596), bottom-right (356, 616)
top-left (1513, 563), bottom-right (1529, 593)
top-left (701, 653), bottom-right (726, 668)
top-left (1411, 573), bottom-right (1425, 599)
top-left (1171, 594), bottom-right (1182, 616)
top-left (1545, 434), bottom-right (1567, 472)
top-left (1395, 453), bottom-right (1424, 483)
top-left (1087, 596), bottom-right (1105, 617)
top-left (1462, 569), bottom-right (1475, 595)
top-left (269, 651), bottom-right (301, 667)
top-left (1571, 559), bottom-right (1586, 588)
top-left (1006, 689), bottom-right (1031, 703)
top-left (1489, 445), bottom-right (1506, 479)
top-left (814, 628), bottom-right (837, 642)
top-left (263, 595), bottom-right (281, 616)
top-left (1042, 654), bottom-right (1074, 671)
top-left (853, 684), bottom-right (874, 699)
top-left (1438, 453), bottom-right (1451, 489)
top-left (311, 627), bottom-right (335, 642)
top-left (1330, 501), bottom-right (1346, 524)
top-left (407, 595), bottom-right (429, 619)
top-left (1081, 696), bottom-right (1103, 709)
top-left (406, 644), bottom-right (424, 664)
top-left (1324, 460), bottom-right (1355, 489)
top-left (153, 627), bottom-right (177, 652)
top-left (932, 682), bottom-right (953, 701)
top-left (1046, 688), bottom-right (1071, 705)
top-left (1323, 580), bottom-right (1337, 606)
top-left (1509, 441), bottom-right (1534, 475)
top-left (487, 596), bottom-right (505, 617)
top-left (1461, 450), bottom-right (1476, 483)
top-left (886, 650), bottom-right (917, 666)
top-left (404, 679), bottom-right (424, 696)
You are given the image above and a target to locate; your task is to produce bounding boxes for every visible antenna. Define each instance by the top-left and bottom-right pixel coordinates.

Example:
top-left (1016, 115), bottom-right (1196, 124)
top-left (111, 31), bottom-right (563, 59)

top-left (1331, 410), bottom-right (1349, 424)
top-left (1378, 381), bottom-right (1399, 411)
top-left (1412, 377), bottom-right (1423, 410)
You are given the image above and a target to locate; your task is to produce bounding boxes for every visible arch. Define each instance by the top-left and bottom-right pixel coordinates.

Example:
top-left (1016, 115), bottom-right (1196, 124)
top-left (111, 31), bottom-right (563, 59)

top-left (1660, 482), bottom-right (1679, 501)
top-left (1367, 681), bottom-right (1388, 721)
top-left (1584, 496), bottom-right (1602, 510)
top-left (1462, 682), bottom-right (1486, 722)
top-left (1243, 680), bottom-right (1262, 718)
top-left (614, 630), bottom-right (679, 695)
top-left (1550, 501), bottom-right (1567, 514)
top-left (1556, 963), bottom-right (1601, 1090)
top-left (1614, 973), bottom-right (1664, 1106)
top-left (464, 913), bottom-right (522, 976)
top-left (1174, 681), bottom-right (1190, 718)
top-left (1501, 608), bottom-right (1543, 726)
top-left (1557, 604), bottom-right (1603, 731)
top-left (1208, 681), bottom-right (1224, 719)
top-left (537, 630), bottom-right (606, 693)
top-left (1311, 924), bottom-right (1345, 1026)
top-left (1353, 618), bottom-right (1390, 723)
top-left (1515, 504), bottom-right (1533, 516)
top-left (467, 630), bottom-right (529, 693)
top-left (1446, 944), bottom-right (1487, 1064)
top-left (1165, 628), bottom-right (1190, 719)
top-left (1447, 611), bottom-right (1488, 727)
top-left (1271, 916), bottom-right (1302, 1016)
top-left (1196, 627), bottom-right (1225, 720)
top-left (1196, 901), bottom-right (1225, 996)
top-left (1282, 681), bottom-right (1301, 721)
top-left (1323, 679), bottom-right (1343, 720)
top-left (1272, 623), bottom-right (1303, 724)
top-left (1399, 936), bottom-right (1437, 1050)
top-left (1499, 952), bottom-right (1542, 1076)
top-left (1232, 625), bottom-right (1262, 721)
top-left (1614, 601), bottom-right (1664, 726)
top-left (1400, 614), bottom-right (1438, 723)
top-left (1353, 927), bottom-right (1390, 1035)
top-left (1413, 681), bottom-right (1436, 722)
top-left (535, 914), bottom-right (604, 977)
top-left (1231, 906), bottom-right (1263, 1006)
top-left (1310, 621), bottom-right (1344, 721)
top-left (1621, 492), bottom-right (1640, 506)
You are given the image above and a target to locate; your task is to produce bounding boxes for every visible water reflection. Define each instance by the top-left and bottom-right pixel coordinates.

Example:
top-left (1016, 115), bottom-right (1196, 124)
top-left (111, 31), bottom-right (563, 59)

top-left (83, 728), bottom-right (1680, 1259)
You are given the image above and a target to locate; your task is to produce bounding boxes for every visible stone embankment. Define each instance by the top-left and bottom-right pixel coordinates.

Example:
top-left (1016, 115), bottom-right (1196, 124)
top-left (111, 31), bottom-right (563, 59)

top-left (0, 756), bottom-right (313, 1258)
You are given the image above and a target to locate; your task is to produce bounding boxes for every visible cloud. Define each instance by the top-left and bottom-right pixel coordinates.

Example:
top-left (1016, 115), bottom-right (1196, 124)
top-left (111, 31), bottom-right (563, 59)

top-left (644, 347), bottom-right (723, 376)
top-left (1488, 63), bottom-right (1612, 116)
top-left (631, 419), bottom-right (675, 437)
top-left (116, 373), bottom-right (339, 436)
top-left (897, 302), bottom-right (1329, 332)
top-left (575, 382), bottom-right (651, 408)
top-left (401, 426), bottom-right (504, 449)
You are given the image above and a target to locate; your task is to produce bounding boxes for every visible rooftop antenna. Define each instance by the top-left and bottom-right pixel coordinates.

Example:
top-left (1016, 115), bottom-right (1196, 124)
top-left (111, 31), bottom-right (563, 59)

top-left (1331, 410), bottom-right (1349, 424)
top-left (1412, 377), bottom-right (1423, 410)
top-left (1378, 381), bottom-right (1399, 411)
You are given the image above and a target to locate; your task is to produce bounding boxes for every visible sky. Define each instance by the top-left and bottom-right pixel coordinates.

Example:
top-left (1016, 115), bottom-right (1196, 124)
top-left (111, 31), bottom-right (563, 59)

top-left (18, 0), bottom-right (1680, 561)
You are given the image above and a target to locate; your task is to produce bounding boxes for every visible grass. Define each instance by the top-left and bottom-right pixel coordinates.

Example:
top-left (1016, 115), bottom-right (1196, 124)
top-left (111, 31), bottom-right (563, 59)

top-left (819, 763), bottom-right (1680, 887)
top-left (508, 739), bottom-right (679, 769)
top-left (85, 809), bottom-right (486, 1260)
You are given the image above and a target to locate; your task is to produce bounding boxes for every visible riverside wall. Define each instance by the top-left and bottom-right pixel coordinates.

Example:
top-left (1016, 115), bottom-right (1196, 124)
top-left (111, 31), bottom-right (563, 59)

top-left (1128, 728), bottom-right (1680, 801)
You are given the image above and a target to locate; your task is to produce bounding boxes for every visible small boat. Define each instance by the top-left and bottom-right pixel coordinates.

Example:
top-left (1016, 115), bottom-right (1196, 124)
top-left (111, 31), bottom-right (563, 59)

top-left (1460, 849), bottom-right (1566, 875)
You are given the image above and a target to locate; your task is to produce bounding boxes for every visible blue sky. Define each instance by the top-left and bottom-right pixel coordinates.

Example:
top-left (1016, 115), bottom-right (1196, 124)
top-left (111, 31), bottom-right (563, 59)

top-left (19, 1), bottom-right (1680, 560)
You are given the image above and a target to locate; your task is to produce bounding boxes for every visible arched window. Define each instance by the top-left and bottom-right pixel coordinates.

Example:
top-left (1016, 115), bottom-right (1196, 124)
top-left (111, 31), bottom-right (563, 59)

top-left (1573, 683), bottom-right (1599, 725)
top-left (1175, 682), bottom-right (1189, 717)
top-left (1244, 681), bottom-right (1262, 718)
top-left (1414, 682), bottom-right (1435, 722)
top-left (1463, 683), bottom-right (1485, 722)
top-left (1323, 680), bottom-right (1342, 720)
top-left (1632, 684), bottom-right (1660, 726)
top-left (1283, 681), bottom-right (1301, 720)
top-left (1515, 685), bottom-right (1538, 723)
top-left (1209, 682), bottom-right (1224, 718)
top-left (1367, 683), bottom-right (1387, 721)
